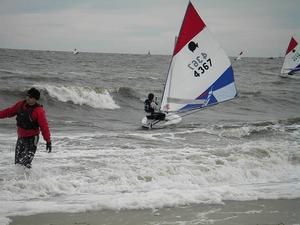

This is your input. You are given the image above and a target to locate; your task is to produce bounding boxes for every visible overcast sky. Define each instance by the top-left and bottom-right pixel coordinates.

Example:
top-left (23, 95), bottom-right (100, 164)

top-left (0, 0), bottom-right (299, 57)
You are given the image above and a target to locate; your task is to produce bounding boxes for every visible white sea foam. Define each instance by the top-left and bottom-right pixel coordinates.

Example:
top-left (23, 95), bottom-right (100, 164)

top-left (1, 129), bottom-right (299, 224)
top-left (0, 217), bottom-right (11, 225)
top-left (206, 123), bottom-right (284, 138)
top-left (0, 124), bottom-right (299, 223)
top-left (37, 85), bottom-right (120, 109)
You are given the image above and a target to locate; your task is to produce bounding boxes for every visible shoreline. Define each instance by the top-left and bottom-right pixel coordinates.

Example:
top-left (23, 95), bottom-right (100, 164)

top-left (9, 198), bottom-right (300, 225)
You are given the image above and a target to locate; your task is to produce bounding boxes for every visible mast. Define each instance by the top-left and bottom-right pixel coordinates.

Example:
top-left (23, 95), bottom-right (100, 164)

top-left (159, 1), bottom-right (195, 112)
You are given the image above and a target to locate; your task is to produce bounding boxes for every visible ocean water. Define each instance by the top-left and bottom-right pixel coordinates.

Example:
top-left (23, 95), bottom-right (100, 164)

top-left (0, 49), bottom-right (299, 224)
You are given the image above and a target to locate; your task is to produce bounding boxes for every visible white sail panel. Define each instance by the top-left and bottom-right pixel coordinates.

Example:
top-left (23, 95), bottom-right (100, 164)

top-left (212, 82), bottom-right (237, 102)
top-left (161, 27), bottom-right (235, 112)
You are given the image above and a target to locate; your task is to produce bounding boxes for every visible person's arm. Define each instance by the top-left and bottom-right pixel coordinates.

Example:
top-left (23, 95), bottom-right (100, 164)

top-left (0, 101), bottom-right (23, 119)
top-left (150, 101), bottom-right (158, 111)
top-left (36, 107), bottom-right (51, 143)
top-left (35, 107), bottom-right (52, 152)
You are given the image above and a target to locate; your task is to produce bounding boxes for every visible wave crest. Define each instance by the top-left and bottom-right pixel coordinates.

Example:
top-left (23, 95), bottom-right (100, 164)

top-left (39, 85), bottom-right (120, 109)
top-left (115, 87), bottom-right (140, 99)
top-left (213, 118), bottom-right (300, 138)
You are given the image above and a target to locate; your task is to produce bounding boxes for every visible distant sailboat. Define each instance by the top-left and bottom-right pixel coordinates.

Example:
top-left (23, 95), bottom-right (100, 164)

top-left (235, 51), bottom-right (244, 61)
top-left (73, 48), bottom-right (79, 55)
top-left (147, 50), bottom-right (151, 56)
top-left (141, 1), bottom-right (237, 129)
top-left (280, 36), bottom-right (300, 77)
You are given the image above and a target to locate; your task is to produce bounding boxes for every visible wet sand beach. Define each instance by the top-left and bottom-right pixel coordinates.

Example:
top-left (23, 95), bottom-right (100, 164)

top-left (9, 199), bottom-right (300, 225)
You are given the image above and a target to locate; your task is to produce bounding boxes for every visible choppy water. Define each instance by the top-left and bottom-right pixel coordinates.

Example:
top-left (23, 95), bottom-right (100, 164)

top-left (0, 49), bottom-right (299, 224)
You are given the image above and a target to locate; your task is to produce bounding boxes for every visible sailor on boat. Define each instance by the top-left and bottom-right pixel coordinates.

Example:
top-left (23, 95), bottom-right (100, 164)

top-left (144, 93), bottom-right (166, 121)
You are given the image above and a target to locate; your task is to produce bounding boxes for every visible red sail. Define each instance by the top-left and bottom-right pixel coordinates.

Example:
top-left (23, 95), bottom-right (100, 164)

top-left (173, 2), bottom-right (206, 56)
top-left (285, 37), bottom-right (298, 55)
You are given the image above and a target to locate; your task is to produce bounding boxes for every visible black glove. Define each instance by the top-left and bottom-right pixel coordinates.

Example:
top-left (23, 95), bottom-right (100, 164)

top-left (46, 141), bottom-right (52, 153)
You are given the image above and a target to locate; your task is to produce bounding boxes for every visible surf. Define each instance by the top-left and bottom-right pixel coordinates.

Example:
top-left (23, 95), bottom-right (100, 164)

top-left (37, 85), bottom-right (120, 109)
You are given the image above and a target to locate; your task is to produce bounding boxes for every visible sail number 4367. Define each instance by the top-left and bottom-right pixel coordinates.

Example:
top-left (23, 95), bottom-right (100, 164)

top-left (187, 53), bottom-right (212, 77)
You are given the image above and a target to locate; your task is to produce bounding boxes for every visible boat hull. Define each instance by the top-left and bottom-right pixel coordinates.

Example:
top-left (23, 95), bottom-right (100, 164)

top-left (141, 113), bottom-right (182, 129)
top-left (280, 71), bottom-right (300, 78)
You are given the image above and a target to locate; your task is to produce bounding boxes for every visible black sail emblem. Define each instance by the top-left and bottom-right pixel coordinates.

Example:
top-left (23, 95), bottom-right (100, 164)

top-left (188, 41), bottom-right (198, 52)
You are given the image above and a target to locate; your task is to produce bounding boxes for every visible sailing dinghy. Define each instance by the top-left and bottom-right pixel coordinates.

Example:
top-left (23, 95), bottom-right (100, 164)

top-left (141, 1), bottom-right (238, 129)
top-left (280, 36), bottom-right (300, 77)
top-left (73, 48), bottom-right (79, 55)
top-left (235, 51), bottom-right (244, 61)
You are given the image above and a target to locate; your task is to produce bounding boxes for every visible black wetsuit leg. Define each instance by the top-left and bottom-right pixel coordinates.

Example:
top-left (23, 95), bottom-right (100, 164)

top-left (152, 112), bottom-right (166, 121)
top-left (15, 135), bottom-right (39, 168)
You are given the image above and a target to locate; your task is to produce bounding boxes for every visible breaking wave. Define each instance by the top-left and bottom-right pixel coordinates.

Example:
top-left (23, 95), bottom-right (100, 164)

top-left (0, 85), bottom-right (144, 110)
top-left (210, 118), bottom-right (300, 138)
top-left (38, 85), bottom-right (120, 109)
top-left (114, 87), bottom-right (141, 100)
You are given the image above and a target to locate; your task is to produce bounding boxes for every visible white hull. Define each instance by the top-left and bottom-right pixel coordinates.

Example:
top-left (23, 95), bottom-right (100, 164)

top-left (141, 113), bottom-right (182, 129)
top-left (280, 72), bottom-right (300, 78)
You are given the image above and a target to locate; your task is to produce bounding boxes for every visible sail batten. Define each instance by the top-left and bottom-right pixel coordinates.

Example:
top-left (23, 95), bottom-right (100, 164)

top-left (167, 97), bottom-right (206, 104)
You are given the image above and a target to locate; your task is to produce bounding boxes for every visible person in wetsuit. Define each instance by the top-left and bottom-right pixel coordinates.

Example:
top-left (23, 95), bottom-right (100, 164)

top-left (0, 88), bottom-right (51, 168)
top-left (144, 93), bottom-right (166, 121)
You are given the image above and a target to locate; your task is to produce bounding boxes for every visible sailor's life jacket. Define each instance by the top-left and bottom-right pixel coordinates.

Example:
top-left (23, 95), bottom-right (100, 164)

top-left (16, 102), bottom-right (41, 130)
top-left (144, 99), bottom-right (154, 114)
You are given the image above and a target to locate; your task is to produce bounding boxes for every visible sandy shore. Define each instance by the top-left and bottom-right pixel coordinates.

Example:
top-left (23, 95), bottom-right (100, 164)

top-left (9, 199), bottom-right (300, 225)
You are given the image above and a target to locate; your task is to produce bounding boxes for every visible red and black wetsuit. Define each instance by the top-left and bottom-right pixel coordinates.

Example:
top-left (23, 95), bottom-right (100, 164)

top-left (144, 98), bottom-right (165, 121)
top-left (0, 100), bottom-right (51, 167)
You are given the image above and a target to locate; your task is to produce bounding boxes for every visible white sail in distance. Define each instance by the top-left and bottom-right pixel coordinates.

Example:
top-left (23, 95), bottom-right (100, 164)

top-left (281, 36), bottom-right (300, 75)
